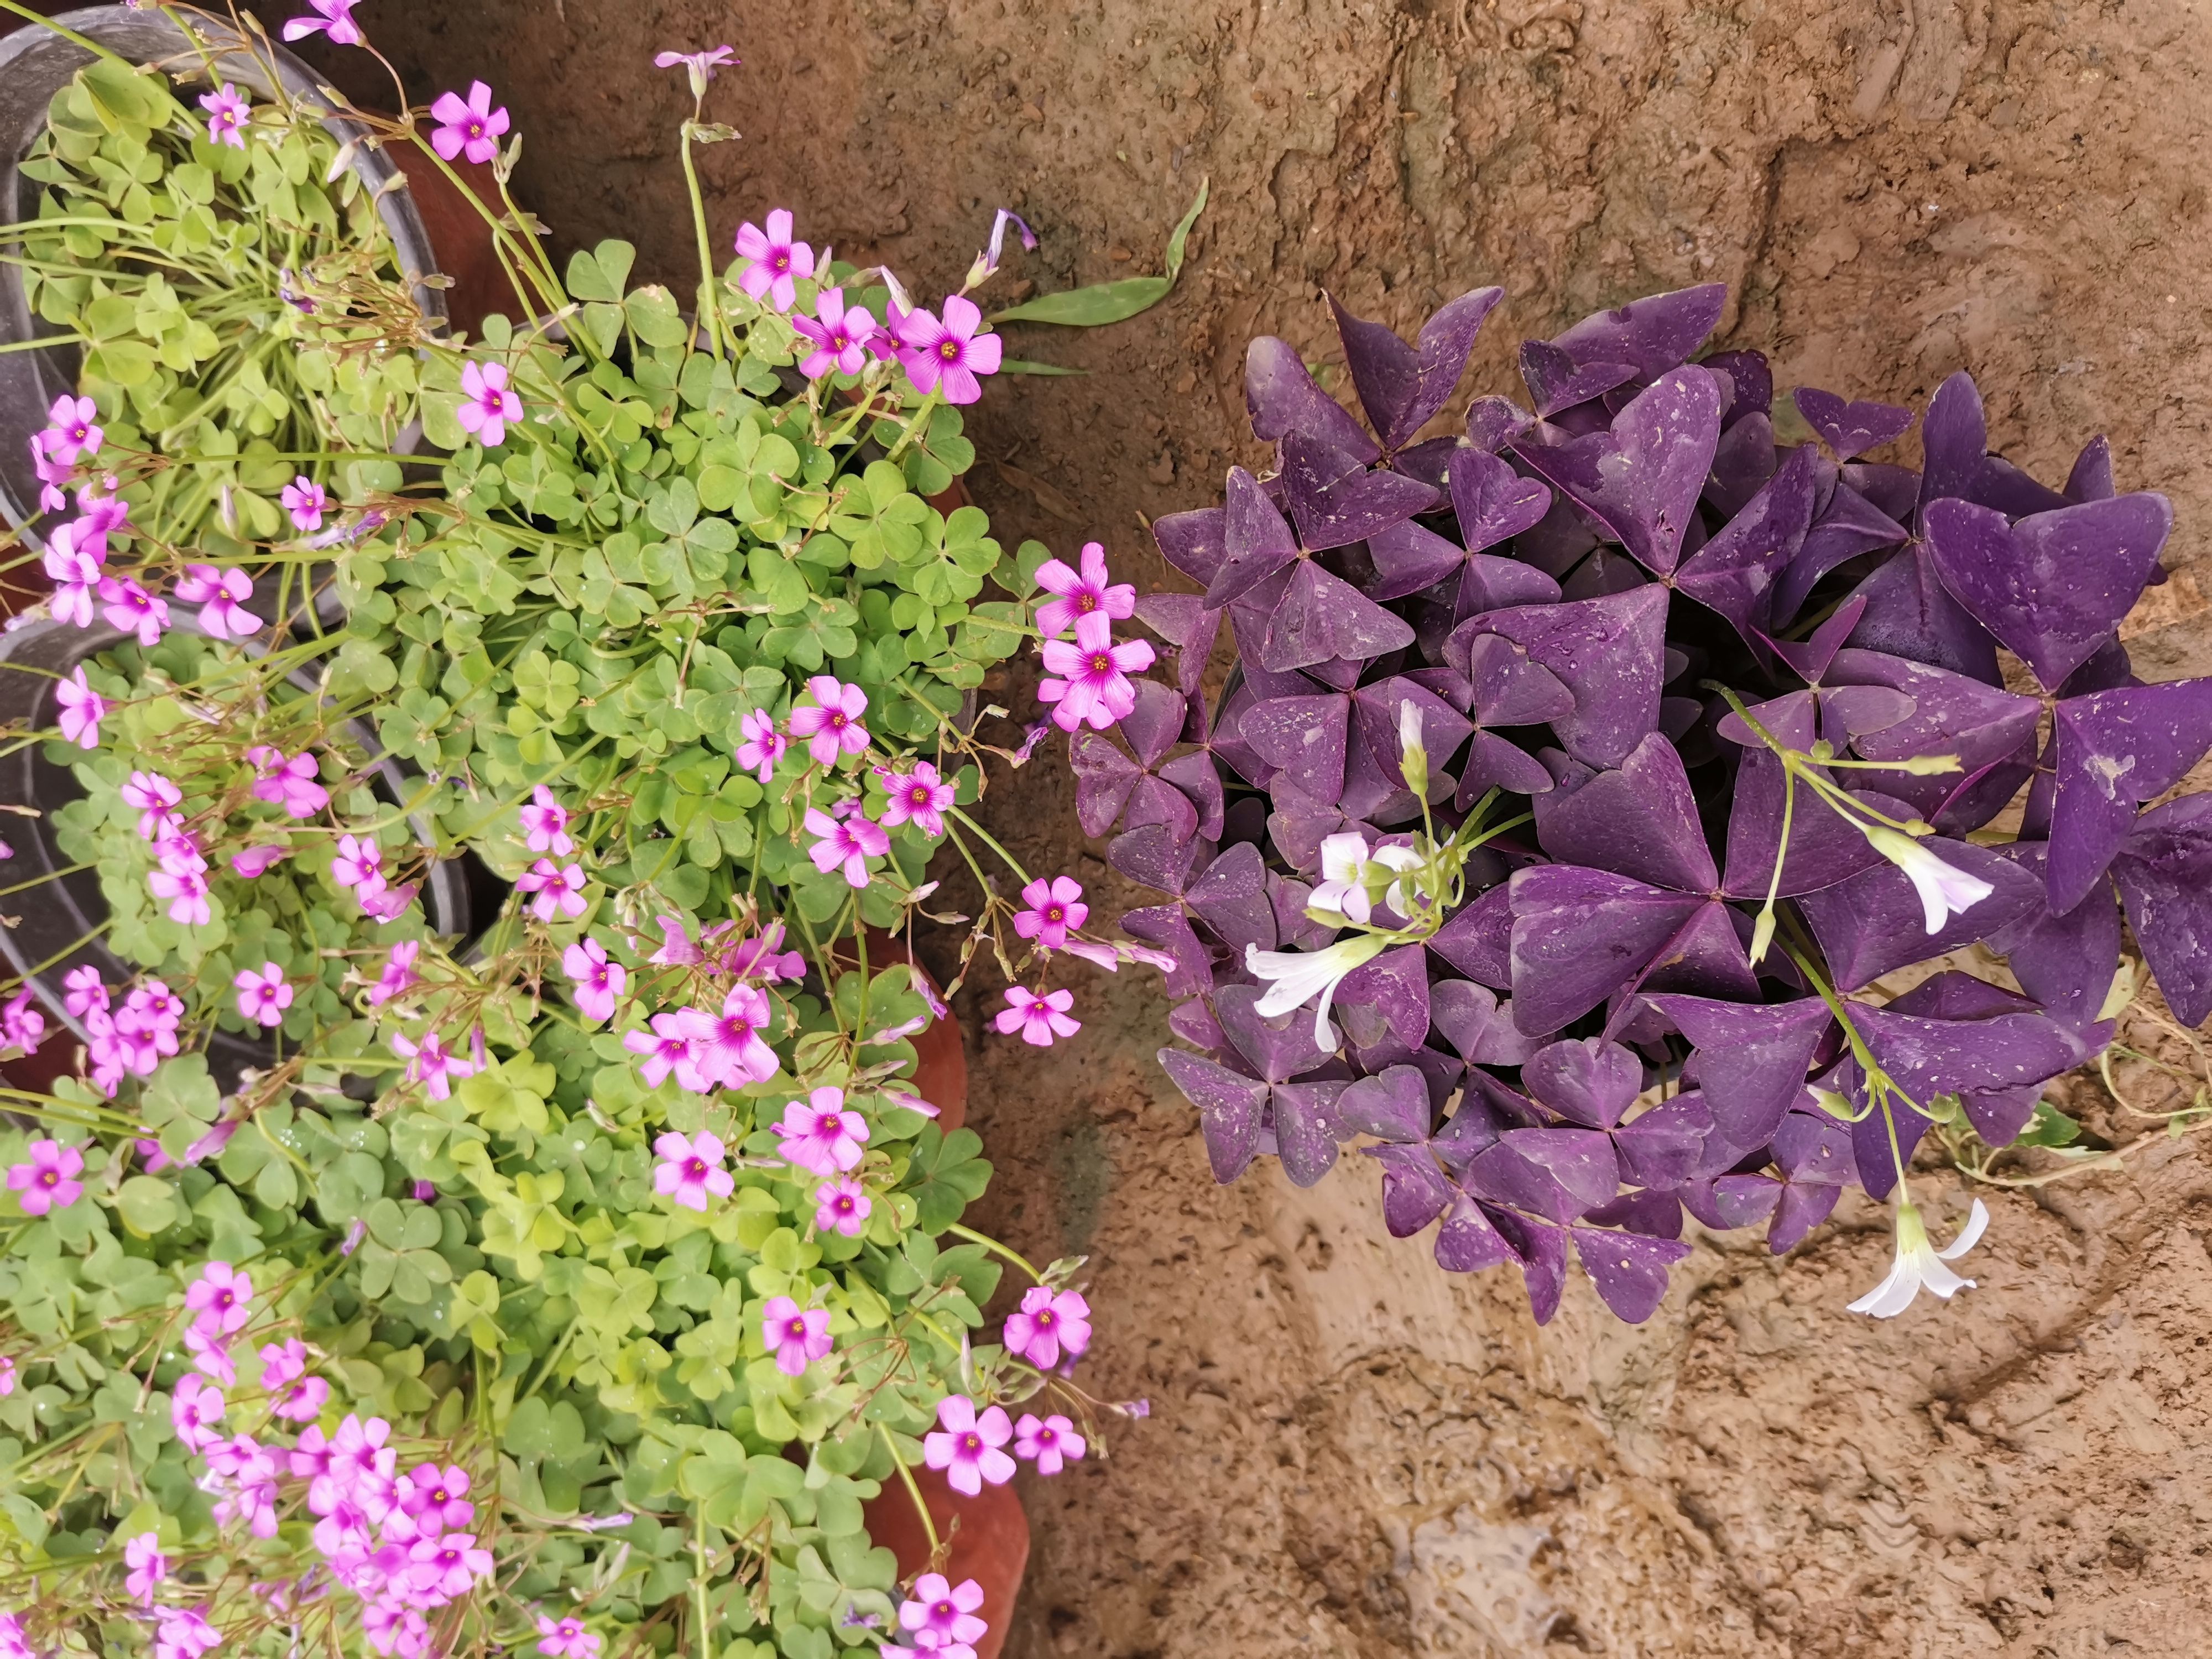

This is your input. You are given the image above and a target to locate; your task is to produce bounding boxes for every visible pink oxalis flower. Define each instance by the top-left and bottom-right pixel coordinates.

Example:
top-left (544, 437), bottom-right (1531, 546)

top-left (562, 937), bottom-right (626, 1023)
top-left (786, 676), bottom-right (869, 765)
top-left (283, 0), bottom-right (366, 46)
top-left (536, 1615), bottom-right (602, 1659)
top-left (878, 760), bottom-right (954, 837)
top-left (1014, 1411), bottom-right (1087, 1475)
top-left (805, 807), bottom-right (890, 888)
top-left (896, 295), bottom-right (1001, 405)
top-left (775, 1085), bottom-right (868, 1176)
top-left (922, 1394), bottom-right (1016, 1497)
top-left (1001, 1285), bottom-right (1091, 1369)
top-left (653, 1130), bottom-right (733, 1212)
top-left (456, 359), bottom-right (521, 447)
top-left (760, 1294), bottom-right (831, 1376)
top-left (899, 1574), bottom-right (989, 1651)
top-left (623, 1013), bottom-right (707, 1093)
top-left (1034, 540), bottom-right (1136, 645)
top-left (679, 983), bottom-right (777, 1087)
top-left (521, 784), bottom-right (572, 854)
top-left (174, 564), bottom-right (259, 640)
top-left (518, 858), bottom-right (587, 921)
top-left (1038, 631), bottom-right (1155, 732)
top-left (280, 474), bottom-right (330, 530)
top-left (7, 1138), bottom-right (83, 1215)
top-left (735, 708), bottom-right (786, 782)
top-left (430, 81), bottom-right (510, 165)
top-left (995, 985), bottom-right (1080, 1046)
top-left (233, 962), bottom-right (294, 1028)
top-left (1012, 875), bottom-right (1087, 952)
top-left (733, 208), bottom-right (815, 312)
top-left (792, 287), bottom-right (877, 379)
top-left (812, 1176), bottom-right (871, 1238)
top-left (199, 84), bottom-right (250, 148)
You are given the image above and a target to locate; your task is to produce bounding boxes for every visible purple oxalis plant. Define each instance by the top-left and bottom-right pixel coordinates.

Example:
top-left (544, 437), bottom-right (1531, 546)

top-left (1056, 281), bottom-right (2212, 1326)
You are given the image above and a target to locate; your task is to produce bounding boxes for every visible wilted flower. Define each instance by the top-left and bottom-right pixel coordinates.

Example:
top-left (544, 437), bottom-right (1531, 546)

top-left (654, 44), bottom-right (737, 100)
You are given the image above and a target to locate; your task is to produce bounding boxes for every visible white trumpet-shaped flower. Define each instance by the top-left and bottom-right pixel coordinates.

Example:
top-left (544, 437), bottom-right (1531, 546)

top-left (1307, 833), bottom-right (1420, 927)
top-left (1246, 933), bottom-right (1390, 1050)
top-left (1846, 1198), bottom-right (1990, 1318)
top-left (1861, 823), bottom-right (1994, 933)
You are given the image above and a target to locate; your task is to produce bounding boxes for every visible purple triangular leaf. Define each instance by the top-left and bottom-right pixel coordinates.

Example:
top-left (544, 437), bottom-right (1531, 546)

top-left (1433, 1191), bottom-right (1519, 1272)
top-left (1428, 979), bottom-right (1545, 1067)
top-left (1260, 559), bottom-right (1419, 673)
top-left (1365, 518), bottom-right (1468, 601)
top-left (1646, 993), bottom-right (1834, 1147)
top-left (1239, 691), bottom-right (1350, 805)
top-left (1764, 594), bottom-right (1868, 684)
top-left (1339, 1064), bottom-right (1434, 1142)
top-left (1159, 1049), bottom-right (1267, 1183)
top-left (2112, 794), bottom-right (2212, 1026)
top-left (1335, 946), bottom-right (1432, 1053)
top-left (1519, 340), bottom-right (1637, 416)
top-left (2066, 436), bottom-right (2114, 504)
top-left (1791, 387), bottom-right (1913, 463)
top-left (1627, 899), bottom-right (1761, 1007)
top-left (1613, 1094), bottom-right (1714, 1190)
top-left (1677, 442), bottom-right (1820, 650)
top-left (1533, 732), bottom-right (1719, 895)
top-left (1986, 846), bottom-right (2122, 1028)
top-left (1118, 677), bottom-right (1188, 768)
top-left (1468, 396), bottom-right (1535, 452)
top-left (1448, 447), bottom-right (1554, 554)
top-left (1123, 906), bottom-right (1212, 999)
top-left (1827, 648), bottom-right (2042, 828)
top-left (1367, 1142), bottom-right (1455, 1237)
top-left (1703, 349), bottom-right (1772, 422)
top-left (1770, 481), bottom-right (1911, 625)
top-left (1574, 1228), bottom-right (1692, 1323)
top-left (1428, 884), bottom-right (1515, 987)
top-left (1924, 494), bottom-right (2173, 691)
top-left (2049, 679), bottom-right (2212, 911)
top-left (1704, 410), bottom-right (1777, 521)
top-left (1455, 585), bottom-right (1669, 767)
top-left (1151, 507), bottom-right (1228, 588)
top-left (1469, 1129), bottom-right (1620, 1223)
top-left (1511, 368), bottom-right (1723, 576)
top-left (1278, 430), bottom-right (1440, 553)
top-left (1243, 335), bottom-right (1380, 461)
top-left (1550, 283), bottom-right (1728, 380)
top-left (1119, 775), bottom-right (1199, 844)
top-left (1184, 842), bottom-right (1277, 956)
top-left (1214, 982), bottom-right (1331, 1083)
top-left (1507, 865), bottom-right (1705, 1033)
top-left (1524, 1037), bottom-right (1642, 1129)
top-left (1459, 631), bottom-right (1578, 729)
top-left (1917, 369), bottom-right (1987, 514)
top-left (1843, 545), bottom-right (2001, 685)
top-left (1272, 1080), bottom-right (1348, 1187)
top-left (1208, 467), bottom-right (1303, 606)
top-left (1796, 837), bottom-right (2042, 990)
top-left (1157, 750), bottom-right (1225, 842)
top-left (1068, 730), bottom-right (1140, 838)
top-left (1352, 677), bottom-right (1475, 791)
top-left (1854, 999), bottom-right (2080, 1117)
top-left (1106, 822), bottom-right (1209, 894)
top-left (1331, 286), bottom-right (1504, 450)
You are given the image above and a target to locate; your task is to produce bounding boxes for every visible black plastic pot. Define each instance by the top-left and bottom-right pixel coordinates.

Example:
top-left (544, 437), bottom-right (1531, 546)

top-left (0, 617), bottom-right (472, 1090)
top-left (0, 4), bottom-right (448, 547)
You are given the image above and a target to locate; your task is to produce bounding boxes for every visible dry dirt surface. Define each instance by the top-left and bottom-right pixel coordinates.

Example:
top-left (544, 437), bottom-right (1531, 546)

top-left (269, 0), bottom-right (2212, 1652)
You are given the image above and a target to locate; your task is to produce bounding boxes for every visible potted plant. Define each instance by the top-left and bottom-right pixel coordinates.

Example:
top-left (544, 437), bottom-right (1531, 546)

top-left (1068, 280), bottom-right (2212, 1324)
top-left (0, 18), bottom-right (1163, 1658)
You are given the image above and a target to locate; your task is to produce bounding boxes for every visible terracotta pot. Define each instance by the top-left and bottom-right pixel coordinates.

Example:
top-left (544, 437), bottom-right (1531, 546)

top-left (827, 925), bottom-right (968, 1131)
top-left (384, 135), bottom-right (531, 341)
top-left (862, 1464), bottom-right (1030, 1659)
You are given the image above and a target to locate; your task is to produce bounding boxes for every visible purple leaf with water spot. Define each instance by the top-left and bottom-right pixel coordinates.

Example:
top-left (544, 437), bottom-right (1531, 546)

top-left (1244, 335), bottom-right (1379, 461)
top-left (1791, 387), bottom-right (1913, 462)
top-left (1328, 286), bottom-right (1504, 450)
top-left (1512, 367), bottom-right (1723, 576)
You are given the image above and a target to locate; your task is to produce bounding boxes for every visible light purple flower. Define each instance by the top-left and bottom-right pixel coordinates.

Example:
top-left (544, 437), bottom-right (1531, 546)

top-left (186, 1260), bottom-right (254, 1339)
top-left (995, 985), bottom-right (1079, 1046)
top-left (153, 1606), bottom-right (221, 1659)
top-left (1002, 1285), bottom-right (1091, 1369)
top-left (536, 1615), bottom-right (602, 1659)
top-left (922, 1395), bottom-right (1017, 1497)
top-left (804, 807), bottom-right (889, 888)
top-left (878, 760), bottom-right (954, 837)
top-left (391, 1030), bottom-right (475, 1100)
top-left (406, 1531), bottom-right (494, 1600)
top-left (6, 1138), bottom-right (82, 1215)
top-left (229, 844), bottom-right (289, 879)
top-left (775, 1085), bottom-right (868, 1176)
top-left (898, 1572), bottom-right (989, 1651)
top-left (1012, 876), bottom-right (1087, 952)
top-left (98, 576), bottom-right (167, 646)
top-left (430, 81), bottom-right (509, 165)
top-left (968, 205), bottom-right (1039, 285)
top-left (173, 564), bottom-right (259, 640)
top-left (793, 287), bottom-right (877, 379)
top-left (517, 857), bottom-right (587, 921)
top-left (61, 968), bottom-right (105, 1021)
top-left (367, 939), bottom-right (420, 1006)
top-left (43, 395), bottom-right (101, 465)
top-left (250, 748), bottom-right (327, 818)
top-left (234, 963), bottom-right (293, 1028)
top-left (124, 1531), bottom-right (168, 1601)
top-left (41, 517), bottom-right (102, 627)
top-left (733, 208), bottom-right (815, 312)
top-left (761, 1293), bottom-right (831, 1376)
top-left (184, 1323), bottom-right (236, 1386)
top-left (521, 784), bottom-right (572, 854)
top-left (652, 1130), bottom-right (733, 1212)
top-left (330, 834), bottom-right (384, 893)
top-left (813, 1176), bottom-right (871, 1238)
top-left (282, 0), bottom-right (365, 46)
top-left (154, 832), bottom-right (206, 877)
top-left (456, 359), bottom-right (520, 447)
top-left (397, 1462), bottom-right (475, 1535)
top-left (1013, 1411), bottom-right (1086, 1475)
top-left (623, 1012), bottom-right (708, 1092)
top-left (361, 879), bottom-right (417, 924)
top-left (562, 937), bottom-right (626, 1023)
top-left (258, 1337), bottom-right (306, 1391)
top-left (896, 295), bottom-right (1002, 405)
top-left (171, 1374), bottom-right (225, 1452)
top-left (272, 1370), bottom-right (328, 1423)
top-left (149, 863), bottom-right (212, 926)
top-left (199, 82), bottom-right (251, 148)
top-left (280, 475), bottom-right (330, 530)
top-left (786, 675), bottom-right (870, 766)
top-left (679, 982), bottom-right (776, 1087)
top-left (0, 1357), bottom-right (14, 1397)
top-left (653, 44), bottom-right (737, 101)
top-left (736, 708), bottom-right (786, 782)
top-left (121, 770), bottom-right (181, 839)
top-left (1038, 631), bottom-right (1155, 732)
top-left (1034, 540), bottom-right (1136, 644)
top-left (0, 990), bottom-right (42, 1057)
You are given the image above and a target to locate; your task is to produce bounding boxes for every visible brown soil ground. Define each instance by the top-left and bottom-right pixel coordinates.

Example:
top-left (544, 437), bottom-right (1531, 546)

top-left (271, 1), bottom-right (2212, 1652)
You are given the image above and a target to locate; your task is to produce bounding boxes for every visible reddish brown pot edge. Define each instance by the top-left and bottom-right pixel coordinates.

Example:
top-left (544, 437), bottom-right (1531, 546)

top-left (384, 135), bottom-right (531, 341)
top-left (860, 1464), bottom-right (1030, 1659)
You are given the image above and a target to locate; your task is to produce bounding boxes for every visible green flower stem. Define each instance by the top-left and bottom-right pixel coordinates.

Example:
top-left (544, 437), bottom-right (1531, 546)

top-left (883, 390), bottom-right (942, 463)
top-left (678, 120), bottom-right (726, 364)
top-left (946, 1222), bottom-right (1045, 1285)
top-left (944, 806), bottom-right (1031, 888)
top-left (877, 1421), bottom-right (941, 1563)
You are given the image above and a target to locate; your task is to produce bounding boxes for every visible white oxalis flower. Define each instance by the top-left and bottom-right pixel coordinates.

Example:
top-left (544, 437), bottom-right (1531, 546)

top-left (1847, 1198), bottom-right (1991, 1318)
top-left (1862, 824), bottom-right (1995, 933)
top-left (1246, 934), bottom-right (1389, 1050)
